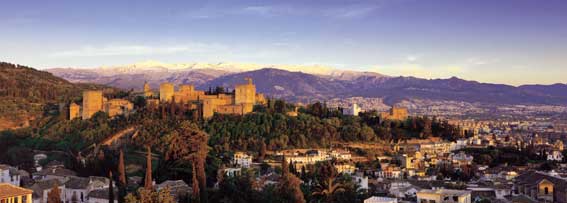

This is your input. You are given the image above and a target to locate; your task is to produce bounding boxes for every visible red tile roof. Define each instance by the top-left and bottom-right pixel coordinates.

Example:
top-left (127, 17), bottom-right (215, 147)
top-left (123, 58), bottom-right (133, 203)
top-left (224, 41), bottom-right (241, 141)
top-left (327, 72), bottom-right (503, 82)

top-left (0, 183), bottom-right (32, 199)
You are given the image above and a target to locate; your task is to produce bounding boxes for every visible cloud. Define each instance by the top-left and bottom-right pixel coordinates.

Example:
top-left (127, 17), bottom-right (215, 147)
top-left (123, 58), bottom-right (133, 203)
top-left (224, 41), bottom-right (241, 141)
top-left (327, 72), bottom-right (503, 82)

top-left (242, 6), bottom-right (276, 16)
top-left (49, 43), bottom-right (229, 58)
top-left (405, 55), bottom-right (420, 62)
top-left (330, 6), bottom-right (378, 18)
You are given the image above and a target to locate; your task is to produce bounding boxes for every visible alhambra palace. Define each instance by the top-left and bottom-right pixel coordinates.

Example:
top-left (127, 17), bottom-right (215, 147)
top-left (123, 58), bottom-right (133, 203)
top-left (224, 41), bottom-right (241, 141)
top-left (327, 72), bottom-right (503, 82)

top-left (69, 78), bottom-right (265, 120)
top-left (69, 91), bottom-right (133, 120)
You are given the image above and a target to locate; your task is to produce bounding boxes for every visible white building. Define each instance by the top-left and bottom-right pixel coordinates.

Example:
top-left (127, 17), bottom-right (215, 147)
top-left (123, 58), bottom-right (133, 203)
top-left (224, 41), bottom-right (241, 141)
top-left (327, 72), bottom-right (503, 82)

top-left (0, 164), bottom-right (21, 186)
top-left (330, 150), bottom-right (352, 160)
top-left (353, 173), bottom-right (369, 190)
top-left (547, 150), bottom-right (564, 161)
top-left (335, 164), bottom-right (355, 175)
top-left (64, 176), bottom-right (111, 203)
top-left (416, 189), bottom-right (471, 203)
top-left (389, 181), bottom-right (420, 199)
top-left (363, 196), bottom-right (397, 203)
top-left (233, 152), bottom-right (253, 168)
top-left (224, 168), bottom-right (242, 177)
top-left (450, 152), bottom-right (474, 166)
top-left (343, 103), bottom-right (362, 116)
top-left (30, 179), bottom-right (66, 203)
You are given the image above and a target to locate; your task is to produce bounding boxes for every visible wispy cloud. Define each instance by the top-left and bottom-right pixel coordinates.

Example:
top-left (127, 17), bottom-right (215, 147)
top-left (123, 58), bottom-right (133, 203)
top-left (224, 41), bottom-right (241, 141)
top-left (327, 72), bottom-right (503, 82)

top-left (49, 43), bottom-right (229, 57)
top-left (242, 6), bottom-right (277, 16)
top-left (329, 6), bottom-right (378, 18)
top-left (179, 3), bottom-right (380, 20)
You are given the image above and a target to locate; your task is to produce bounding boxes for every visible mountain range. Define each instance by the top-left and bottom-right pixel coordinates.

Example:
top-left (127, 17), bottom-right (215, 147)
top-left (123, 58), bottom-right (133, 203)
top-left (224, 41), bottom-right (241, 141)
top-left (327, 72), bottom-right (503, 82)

top-left (46, 61), bottom-right (567, 106)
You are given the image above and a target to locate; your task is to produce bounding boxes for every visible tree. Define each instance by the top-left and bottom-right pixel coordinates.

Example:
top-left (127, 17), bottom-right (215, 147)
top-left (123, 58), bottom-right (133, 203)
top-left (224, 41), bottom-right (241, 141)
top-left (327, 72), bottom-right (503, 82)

top-left (259, 141), bottom-right (267, 162)
top-left (161, 121), bottom-right (209, 203)
top-left (118, 149), bottom-right (127, 203)
top-left (158, 187), bottom-right (176, 203)
top-left (277, 172), bottom-right (306, 203)
top-left (124, 193), bottom-right (138, 203)
top-left (131, 187), bottom-right (175, 203)
top-left (192, 163), bottom-right (200, 203)
top-left (272, 156), bottom-right (306, 203)
top-left (109, 171), bottom-right (115, 203)
top-left (282, 156), bottom-right (289, 176)
top-left (47, 184), bottom-right (62, 203)
top-left (312, 162), bottom-right (344, 202)
top-left (144, 146), bottom-right (153, 189)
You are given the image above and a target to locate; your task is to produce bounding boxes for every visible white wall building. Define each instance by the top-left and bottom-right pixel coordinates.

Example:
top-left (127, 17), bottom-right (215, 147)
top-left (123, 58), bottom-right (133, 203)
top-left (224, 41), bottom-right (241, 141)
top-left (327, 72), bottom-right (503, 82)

top-left (547, 150), bottom-right (564, 161)
top-left (0, 164), bottom-right (21, 186)
top-left (343, 104), bottom-right (362, 116)
top-left (353, 174), bottom-right (369, 190)
top-left (364, 196), bottom-right (398, 203)
top-left (233, 152), bottom-right (253, 168)
top-left (417, 189), bottom-right (471, 203)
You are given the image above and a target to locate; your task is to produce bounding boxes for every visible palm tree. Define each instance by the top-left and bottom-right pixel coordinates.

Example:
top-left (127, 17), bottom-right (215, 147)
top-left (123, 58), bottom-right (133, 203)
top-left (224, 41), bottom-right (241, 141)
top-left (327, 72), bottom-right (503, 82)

top-left (311, 162), bottom-right (344, 203)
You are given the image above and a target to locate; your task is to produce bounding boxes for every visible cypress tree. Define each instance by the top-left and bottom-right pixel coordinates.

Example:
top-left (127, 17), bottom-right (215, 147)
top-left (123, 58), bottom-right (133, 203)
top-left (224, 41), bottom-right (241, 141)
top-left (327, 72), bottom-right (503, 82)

top-left (109, 171), bottom-right (114, 203)
top-left (282, 156), bottom-right (289, 176)
top-left (118, 149), bottom-right (127, 203)
top-left (192, 163), bottom-right (200, 203)
top-left (144, 146), bottom-right (153, 189)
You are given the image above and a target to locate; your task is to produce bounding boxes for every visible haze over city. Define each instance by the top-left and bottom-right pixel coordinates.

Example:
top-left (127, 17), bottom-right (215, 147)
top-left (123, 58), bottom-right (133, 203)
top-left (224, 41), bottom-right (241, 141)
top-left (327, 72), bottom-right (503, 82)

top-left (2, 0), bottom-right (567, 85)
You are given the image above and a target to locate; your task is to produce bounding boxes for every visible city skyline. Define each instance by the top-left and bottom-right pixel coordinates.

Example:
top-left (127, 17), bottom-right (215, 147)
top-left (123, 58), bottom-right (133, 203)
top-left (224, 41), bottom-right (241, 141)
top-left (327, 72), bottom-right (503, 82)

top-left (2, 0), bottom-right (567, 85)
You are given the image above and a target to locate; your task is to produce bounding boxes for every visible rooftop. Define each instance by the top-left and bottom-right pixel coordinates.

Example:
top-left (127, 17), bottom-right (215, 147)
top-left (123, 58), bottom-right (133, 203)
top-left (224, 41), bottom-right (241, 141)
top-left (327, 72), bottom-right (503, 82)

top-left (0, 183), bottom-right (33, 199)
top-left (418, 189), bottom-right (471, 196)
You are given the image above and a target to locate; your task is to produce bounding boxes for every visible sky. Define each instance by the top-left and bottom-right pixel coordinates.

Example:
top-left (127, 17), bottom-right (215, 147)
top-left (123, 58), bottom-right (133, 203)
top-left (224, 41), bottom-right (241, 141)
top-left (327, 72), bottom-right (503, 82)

top-left (1, 0), bottom-right (566, 85)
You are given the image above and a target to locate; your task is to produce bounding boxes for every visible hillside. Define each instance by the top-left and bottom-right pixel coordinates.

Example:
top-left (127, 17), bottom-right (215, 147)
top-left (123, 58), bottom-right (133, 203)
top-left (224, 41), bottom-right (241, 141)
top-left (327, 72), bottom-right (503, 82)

top-left (0, 62), bottom-right (107, 130)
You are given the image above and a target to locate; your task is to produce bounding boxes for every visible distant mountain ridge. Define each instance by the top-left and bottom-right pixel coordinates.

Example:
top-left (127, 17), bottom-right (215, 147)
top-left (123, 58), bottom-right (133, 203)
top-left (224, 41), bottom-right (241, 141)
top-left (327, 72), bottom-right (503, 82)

top-left (46, 61), bottom-right (567, 106)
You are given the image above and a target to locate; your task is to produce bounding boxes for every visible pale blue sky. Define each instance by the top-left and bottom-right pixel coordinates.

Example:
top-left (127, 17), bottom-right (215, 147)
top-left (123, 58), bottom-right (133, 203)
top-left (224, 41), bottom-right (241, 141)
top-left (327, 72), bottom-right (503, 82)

top-left (1, 0), bottom-right (566, 85)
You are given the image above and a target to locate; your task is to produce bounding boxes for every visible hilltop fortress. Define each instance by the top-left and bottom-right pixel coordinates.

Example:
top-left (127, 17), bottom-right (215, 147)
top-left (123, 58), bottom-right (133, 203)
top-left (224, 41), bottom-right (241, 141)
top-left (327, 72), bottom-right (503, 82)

top-left (69, 78), bottom-right (265, 120)
top-left (147, 78), bottom-right (266, 118)
top-left (69, 91), bottom-right (134, 120)
top-left (380, 106), bottom-right (409, 121)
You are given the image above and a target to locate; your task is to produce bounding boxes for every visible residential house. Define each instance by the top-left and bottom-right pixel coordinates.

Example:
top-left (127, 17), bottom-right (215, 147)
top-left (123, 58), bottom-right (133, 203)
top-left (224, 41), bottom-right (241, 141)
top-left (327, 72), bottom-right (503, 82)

top-left (0, 164), bottom-right (22, 186)
top-left (416, 189), bottom-right (471, 203)
top-left (0, 183), bottom-right (33, 203)
top-left (363, 196), bottom-right (398, 203)
top-left (514, 171), bottom-right (567, 203)
top-left (233, 152), bottom-right (252, 168)
top-left (29, 179), bottom-right (66, 203)
top-left (157, 180), bottom-right (191, 202)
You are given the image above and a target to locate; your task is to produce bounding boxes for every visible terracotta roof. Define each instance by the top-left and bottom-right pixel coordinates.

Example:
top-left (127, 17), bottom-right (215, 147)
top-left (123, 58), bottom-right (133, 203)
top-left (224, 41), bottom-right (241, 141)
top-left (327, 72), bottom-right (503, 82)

top-left (0, 183), bottom-right (33, 199)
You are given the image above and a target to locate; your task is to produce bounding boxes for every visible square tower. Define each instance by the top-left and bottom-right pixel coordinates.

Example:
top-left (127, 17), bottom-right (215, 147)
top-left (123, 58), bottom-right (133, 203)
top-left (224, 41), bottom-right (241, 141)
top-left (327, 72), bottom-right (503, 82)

top-left (234, 78), bottom-right (256, 105)
top-left (82, 90), bottom-right (103, 119)
top-left (160, 83), bottom-right (175, 102)
top-left (69, 103), bottom-right (81, 120)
